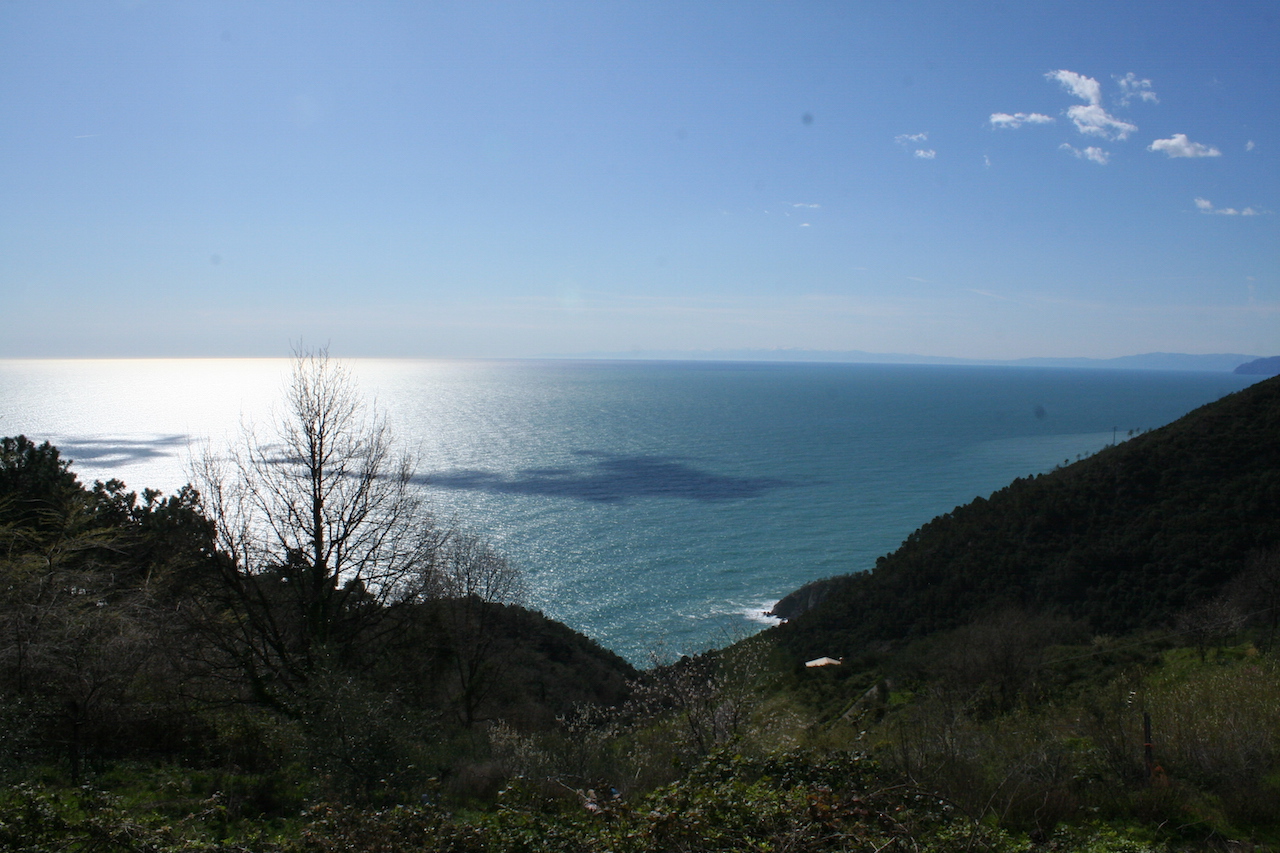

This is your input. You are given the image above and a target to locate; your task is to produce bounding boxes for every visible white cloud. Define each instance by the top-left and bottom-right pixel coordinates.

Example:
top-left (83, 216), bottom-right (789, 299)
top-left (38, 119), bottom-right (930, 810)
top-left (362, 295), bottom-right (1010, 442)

top-left (894, 133), bottom-right (935, 159)
top-left (1043, 70), bottom-right (1138, 141)
top-left (1149, 133), bottom-right (1221, 158)
top-left (983, 155), bottom-right (992, 168)
top-left (968, 288), bottom-right (1013, 301)
top-left (989, 112), bottom-right (1055, 129)
top-left (1195, 197), bottom-right (1267, 215)
top-left (1246, 140), bottom-right (1256, 151)
top-left (1060, 143), bottom-right (1110, 164)
top-left (1115, 72), bottom-right (1158, 105)
top-left (792, 203), bottom-right (821, 209)
top-left (1066, 104), bottom-right (1138, 140)
top-left (1047, 69), bottom-right (1102, 105)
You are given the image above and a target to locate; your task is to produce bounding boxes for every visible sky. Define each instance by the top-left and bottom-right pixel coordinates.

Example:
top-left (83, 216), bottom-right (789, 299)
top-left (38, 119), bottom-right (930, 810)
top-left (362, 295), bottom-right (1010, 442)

top-left (2, 1), bottom-right (1277, 360)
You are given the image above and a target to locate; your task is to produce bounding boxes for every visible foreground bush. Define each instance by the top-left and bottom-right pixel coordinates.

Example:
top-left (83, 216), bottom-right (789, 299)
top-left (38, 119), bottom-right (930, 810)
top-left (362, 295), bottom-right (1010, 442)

top-left (0, 750), bottom-right (1183, 853)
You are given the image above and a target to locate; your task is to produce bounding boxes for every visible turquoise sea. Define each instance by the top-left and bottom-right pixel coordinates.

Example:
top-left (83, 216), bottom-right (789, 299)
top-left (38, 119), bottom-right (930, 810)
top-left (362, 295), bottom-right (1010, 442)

top-left (0, 358), bottom-right (1260, 663)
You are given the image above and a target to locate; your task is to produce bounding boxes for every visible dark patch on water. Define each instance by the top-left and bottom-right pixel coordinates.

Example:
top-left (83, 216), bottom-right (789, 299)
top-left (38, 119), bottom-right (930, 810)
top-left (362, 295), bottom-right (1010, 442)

top-left (52, 434), bottom-right (188, 468)
top-left (420, 450), bottom-right (790, 503)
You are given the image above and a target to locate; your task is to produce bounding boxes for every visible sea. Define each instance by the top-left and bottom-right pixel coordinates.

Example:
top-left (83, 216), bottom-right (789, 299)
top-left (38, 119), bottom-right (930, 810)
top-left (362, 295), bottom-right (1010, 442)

top-left (0, 358), bottom-right (1261, 664)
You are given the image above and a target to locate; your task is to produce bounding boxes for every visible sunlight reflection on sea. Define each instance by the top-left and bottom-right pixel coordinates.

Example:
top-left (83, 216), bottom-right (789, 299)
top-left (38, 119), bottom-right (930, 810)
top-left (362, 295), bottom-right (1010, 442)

top-left (0, 358), bottom-right (1258, 663)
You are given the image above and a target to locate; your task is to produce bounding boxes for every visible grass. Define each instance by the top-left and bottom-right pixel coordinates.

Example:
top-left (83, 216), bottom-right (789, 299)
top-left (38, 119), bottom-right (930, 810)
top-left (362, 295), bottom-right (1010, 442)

top-left (2, 632), bottom-right (1277, 851)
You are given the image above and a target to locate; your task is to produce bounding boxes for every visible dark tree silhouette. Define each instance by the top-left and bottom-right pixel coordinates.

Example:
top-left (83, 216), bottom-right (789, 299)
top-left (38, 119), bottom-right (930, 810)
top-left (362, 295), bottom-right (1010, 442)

top-left (194, 347), bottom-right (448, 708)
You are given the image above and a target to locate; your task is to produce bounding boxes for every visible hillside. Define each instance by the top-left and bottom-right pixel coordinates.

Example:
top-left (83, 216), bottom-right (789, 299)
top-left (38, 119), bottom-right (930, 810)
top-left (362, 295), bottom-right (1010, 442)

top-left (0, 433), bottom-right (638, 797)
top-left (6, 379), bottom-right (1280, 849)
top-left (774, 374), bottom-right (1280, 660)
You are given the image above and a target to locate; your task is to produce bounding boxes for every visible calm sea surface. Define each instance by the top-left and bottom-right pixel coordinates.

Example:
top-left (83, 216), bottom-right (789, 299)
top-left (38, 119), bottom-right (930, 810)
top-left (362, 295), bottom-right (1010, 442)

top-left (0, 358), bottom-right (1259, 663)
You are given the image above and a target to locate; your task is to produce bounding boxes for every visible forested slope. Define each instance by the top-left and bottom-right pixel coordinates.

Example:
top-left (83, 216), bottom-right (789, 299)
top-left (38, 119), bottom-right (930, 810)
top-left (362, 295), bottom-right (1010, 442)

top-left (777, 374), bottom-right (1280, 659)
top-left (0, 433), bottom-right (636, 787)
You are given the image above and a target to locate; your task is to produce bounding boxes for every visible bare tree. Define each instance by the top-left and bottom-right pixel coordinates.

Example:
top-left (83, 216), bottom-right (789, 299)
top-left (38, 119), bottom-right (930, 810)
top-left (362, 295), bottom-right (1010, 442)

top-left (436, 531), bottom-right (526, 605)
top-left (624, 636), bottom-right (770, 759)
top-left (434, 531), bottom-right (526, 726)
top-left (194, 347), bottom-right (446, 707)
top-left (1223, 547), bottom-right (1280, 652)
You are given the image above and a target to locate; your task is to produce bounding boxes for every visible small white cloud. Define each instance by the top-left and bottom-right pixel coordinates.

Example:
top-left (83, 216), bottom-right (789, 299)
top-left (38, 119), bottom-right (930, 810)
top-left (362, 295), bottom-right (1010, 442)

top-left (1149, 133), bottom-right (1221, 158)
top-left (895, 133), bottom-right (935, 159)
top-left (989, 112), bottom-right (1055, 129)
top-left (1084, 147), bottom-right (1110, 164)
top-left (968, 288), bottom-right (1011, 300)
top-left (792, 203), bottom-right (821, 209)
top-left (1246, 140), bottom-right (1256, 151)
top-left (1066, 104), bottom-right (1138, 140)
top-left (1060, 143), bottom-right (1110, 164)
top-left (1195, 197), bottom-right (1269, 215)
top-left (983, 154), bottom-right (992, 168)
top-left (1047, 69), bottom-right (1102, 105)
top-left (1115, 72), bottom-right (1158, 106)
top-left (799, 222), bottom-right (812, 227)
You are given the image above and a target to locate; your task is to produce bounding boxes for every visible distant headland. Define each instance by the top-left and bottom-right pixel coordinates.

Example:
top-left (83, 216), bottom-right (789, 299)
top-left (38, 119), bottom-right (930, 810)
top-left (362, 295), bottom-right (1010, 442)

top-left (1234, 355), bottom-right (1280, 375)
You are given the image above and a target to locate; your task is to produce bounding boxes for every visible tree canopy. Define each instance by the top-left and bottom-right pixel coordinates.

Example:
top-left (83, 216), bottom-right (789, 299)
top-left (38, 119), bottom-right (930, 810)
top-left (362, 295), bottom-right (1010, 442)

top-left (776, 374), bottom-right (1280, 660)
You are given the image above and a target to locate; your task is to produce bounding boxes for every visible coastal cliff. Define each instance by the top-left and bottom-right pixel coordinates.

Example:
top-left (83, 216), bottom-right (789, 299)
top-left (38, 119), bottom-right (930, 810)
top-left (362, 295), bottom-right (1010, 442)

top-left (768, 577), bottom-right (841, 621)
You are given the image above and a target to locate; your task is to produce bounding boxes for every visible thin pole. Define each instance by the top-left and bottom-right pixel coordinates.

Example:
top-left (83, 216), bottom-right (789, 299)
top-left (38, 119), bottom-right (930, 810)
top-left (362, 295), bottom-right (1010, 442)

top-left (1143, 711), bottom-right (1154, 782)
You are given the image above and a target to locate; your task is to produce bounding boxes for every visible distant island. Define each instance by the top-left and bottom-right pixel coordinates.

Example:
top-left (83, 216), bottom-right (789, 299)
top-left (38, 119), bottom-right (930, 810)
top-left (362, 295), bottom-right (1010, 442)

top-left (548, 348), bottom-right (1265, 372)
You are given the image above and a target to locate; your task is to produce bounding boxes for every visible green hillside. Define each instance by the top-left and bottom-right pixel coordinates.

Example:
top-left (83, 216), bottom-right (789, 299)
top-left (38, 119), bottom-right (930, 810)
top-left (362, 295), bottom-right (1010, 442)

top-left (4, 370), bottom-right (1280, 851)
top-left (776, 374), bottom-right (1280, 660)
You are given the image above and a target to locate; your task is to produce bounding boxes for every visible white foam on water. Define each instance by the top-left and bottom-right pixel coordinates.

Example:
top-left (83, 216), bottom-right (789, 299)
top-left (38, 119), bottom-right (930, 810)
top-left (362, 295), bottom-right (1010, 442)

top-left (739, 600), bottom-right (784, 626)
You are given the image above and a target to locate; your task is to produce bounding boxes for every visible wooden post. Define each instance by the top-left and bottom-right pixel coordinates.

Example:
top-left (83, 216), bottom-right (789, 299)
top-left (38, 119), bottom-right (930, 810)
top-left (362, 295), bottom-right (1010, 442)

top-left (1143, 711), bottom-right (1154, 782)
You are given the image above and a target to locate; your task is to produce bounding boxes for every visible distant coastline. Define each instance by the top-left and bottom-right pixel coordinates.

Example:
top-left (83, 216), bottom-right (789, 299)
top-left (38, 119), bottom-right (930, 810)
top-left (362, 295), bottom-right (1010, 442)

top-left (544, 349), bottom-right (1264, 373)
top-left (1234, 355), bottom-right (1280, 375)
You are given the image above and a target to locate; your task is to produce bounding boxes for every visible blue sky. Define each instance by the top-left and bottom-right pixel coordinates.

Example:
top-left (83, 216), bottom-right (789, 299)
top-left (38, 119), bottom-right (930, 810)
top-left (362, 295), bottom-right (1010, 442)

top-left (2, 1), bottom-right (1276, 360)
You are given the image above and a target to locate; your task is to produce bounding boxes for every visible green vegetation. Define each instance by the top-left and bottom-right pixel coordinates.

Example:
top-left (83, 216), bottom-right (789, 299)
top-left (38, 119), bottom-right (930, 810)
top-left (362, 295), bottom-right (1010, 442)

top-left (2, 370), bottom-right (1278, 850)
top-left (776, 373), bottom-right (1280, 658)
